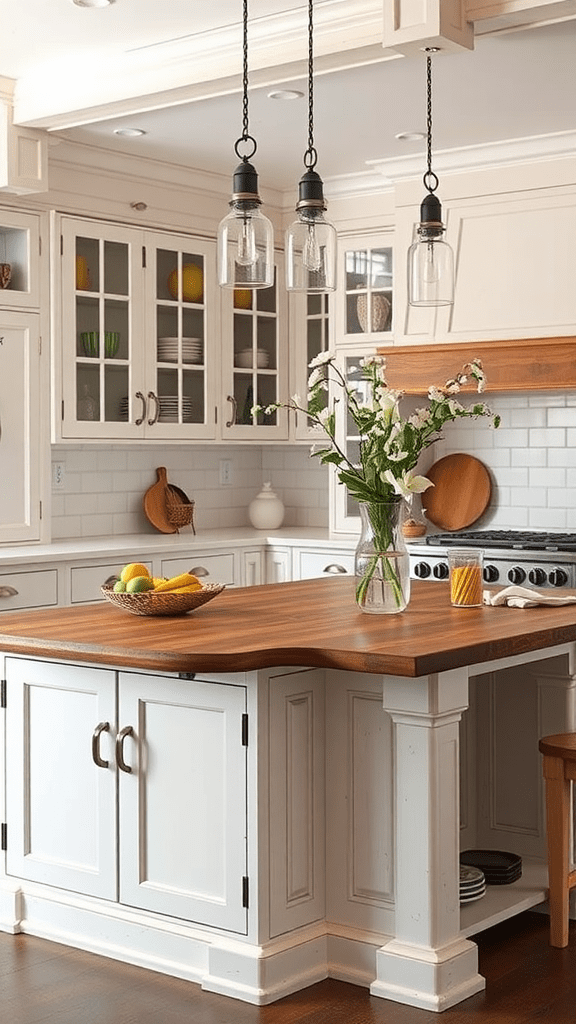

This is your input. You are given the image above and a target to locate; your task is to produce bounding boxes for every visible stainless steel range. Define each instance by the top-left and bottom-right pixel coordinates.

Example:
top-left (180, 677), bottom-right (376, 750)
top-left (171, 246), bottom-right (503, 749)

top-left (409, 531), bottom-right (576, 590)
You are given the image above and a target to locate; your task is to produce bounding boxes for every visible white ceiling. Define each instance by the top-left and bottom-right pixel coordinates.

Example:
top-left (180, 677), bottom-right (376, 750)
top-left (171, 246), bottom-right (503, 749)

top-left (1, 1), bottom-right (575, 194)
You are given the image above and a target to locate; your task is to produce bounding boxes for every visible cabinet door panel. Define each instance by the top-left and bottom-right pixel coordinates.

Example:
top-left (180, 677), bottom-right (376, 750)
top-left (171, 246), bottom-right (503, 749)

top-left (118, 673), bottom-right (247, 933)
top-left (5, 658), bottom-right (117, 899)
top-left (0, 312), bottom-right (41, 542)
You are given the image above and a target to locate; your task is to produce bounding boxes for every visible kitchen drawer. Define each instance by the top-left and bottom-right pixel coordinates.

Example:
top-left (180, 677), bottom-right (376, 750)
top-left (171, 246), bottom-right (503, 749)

top-left (71, 561), bottom-right (152, 604)
top-left (161, 553), bottom-right (235, 587)
top-left (296, 550), bottom-right (354, 580)
top-left (0, 569), bottom-right (58, 612)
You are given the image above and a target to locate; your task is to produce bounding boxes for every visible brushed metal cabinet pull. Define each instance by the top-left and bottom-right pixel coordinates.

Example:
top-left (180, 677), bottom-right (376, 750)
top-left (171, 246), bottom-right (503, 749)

top-left (92, 721), bottom-right (110, 769)
top-left (116, 725), bottom-right (134, 773)
top-left (0, 586), bottom-right (18, 598)
top-left (135, 391), bottom-right (146, 426)
top-left (323, 564), bottom-right (349, 574)
top-left (189, 566), bottom-right (209, 577)
top-left (147, 391), bottom-right (160, 426)
top-left (226, 395), bottom-right (237, 427)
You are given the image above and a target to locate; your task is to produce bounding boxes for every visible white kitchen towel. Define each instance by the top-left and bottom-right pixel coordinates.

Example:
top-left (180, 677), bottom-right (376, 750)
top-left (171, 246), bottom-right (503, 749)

top-left (483, 585), bottom-right (576, 608)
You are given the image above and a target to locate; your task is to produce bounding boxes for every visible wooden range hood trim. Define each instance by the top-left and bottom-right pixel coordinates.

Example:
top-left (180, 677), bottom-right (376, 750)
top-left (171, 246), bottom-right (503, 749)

top-left (376, 337), bottom-right (576, 394)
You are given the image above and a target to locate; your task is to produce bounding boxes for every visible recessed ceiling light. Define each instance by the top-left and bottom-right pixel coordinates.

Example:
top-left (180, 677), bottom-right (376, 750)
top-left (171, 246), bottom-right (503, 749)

top-left (395, 131), bottom-right (426, 142)
top-left (268, 89), bottom-right (304, 101)
top-left (71, 0), bottom-right (115, 7)
top-left (113, 127), bottom-right (146, 137)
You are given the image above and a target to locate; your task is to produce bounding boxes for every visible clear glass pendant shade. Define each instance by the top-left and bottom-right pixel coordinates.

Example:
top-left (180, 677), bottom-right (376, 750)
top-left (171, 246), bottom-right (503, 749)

top-left (285, 207), bottom-right (337, 292)
top-left (218, 200), bottom-right (274, 289)
top-left (407, 231), bottom-right (454, 306)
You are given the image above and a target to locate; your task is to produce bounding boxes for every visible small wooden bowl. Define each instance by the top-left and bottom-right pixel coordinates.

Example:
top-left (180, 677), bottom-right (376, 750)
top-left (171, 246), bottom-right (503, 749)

top-left (101, 582), bottom-right (224, 616)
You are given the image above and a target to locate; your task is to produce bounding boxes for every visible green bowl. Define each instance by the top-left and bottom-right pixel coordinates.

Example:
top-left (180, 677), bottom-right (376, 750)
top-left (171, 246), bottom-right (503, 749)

top-left (80, 331), bottom-right (99, 357)
top-left (105, 331), bottom-right (120, 358)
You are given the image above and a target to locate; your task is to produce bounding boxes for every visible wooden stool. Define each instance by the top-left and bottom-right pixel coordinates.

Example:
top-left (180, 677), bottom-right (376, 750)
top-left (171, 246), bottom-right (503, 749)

top-left (539, 732), bottom-right (576, 947)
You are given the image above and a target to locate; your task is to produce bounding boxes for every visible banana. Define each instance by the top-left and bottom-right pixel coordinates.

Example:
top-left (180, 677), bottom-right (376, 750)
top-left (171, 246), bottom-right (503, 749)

top-left (153, 572), bottom-right (201, 593)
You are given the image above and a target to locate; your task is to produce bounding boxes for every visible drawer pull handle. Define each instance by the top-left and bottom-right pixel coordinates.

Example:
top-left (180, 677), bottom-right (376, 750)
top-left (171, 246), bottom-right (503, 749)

top-left (147, 390), bottom-right (160, 426)
top-left (0, 586), bottom-right (18, 598)
top-left (323, 564), bottom-right (349, 574)
top-left (226, 395), bottom-right (237, 428)
top-left (92, 721), bottom-right (110, 769)
top-left (116, 725), bottom-right (134, 774)
top-left (189, 565), bottom-right (209, 577)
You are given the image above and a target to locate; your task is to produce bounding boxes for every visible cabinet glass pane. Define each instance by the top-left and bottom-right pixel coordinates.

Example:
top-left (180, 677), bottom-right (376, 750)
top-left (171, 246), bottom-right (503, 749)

top-left (257, 282), bottom-right (276, 313)
top-left (76, 365), bottom-right (100, 421)
top-left (104, 365), bottom-right (130, 422)
top-left (256, 376), bottom-right (277, 425)
top-left (344, 245), bottom-right (393, 336)
top-left (233, 373), bottom-right (255, 425)
top-left (0, 225), bottom-right (29, 292)
top-left (103, 240), bottom-right (129, 295)
top-left (76, 237), bottom-right (99, 292)
top-left (157, 250), bottom-right (204, 304)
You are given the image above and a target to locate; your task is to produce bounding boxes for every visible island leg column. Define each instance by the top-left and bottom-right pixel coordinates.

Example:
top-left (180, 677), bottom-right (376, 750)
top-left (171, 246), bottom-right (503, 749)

top-left (371, 667), bottom-right (485, 1011)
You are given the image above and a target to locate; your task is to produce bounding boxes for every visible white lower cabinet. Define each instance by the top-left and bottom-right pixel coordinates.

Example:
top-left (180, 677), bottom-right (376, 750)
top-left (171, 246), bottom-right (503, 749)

top-left (295, 548), bottom-right (354, 580)
top-left (5, 657), bottom-right (248, 933)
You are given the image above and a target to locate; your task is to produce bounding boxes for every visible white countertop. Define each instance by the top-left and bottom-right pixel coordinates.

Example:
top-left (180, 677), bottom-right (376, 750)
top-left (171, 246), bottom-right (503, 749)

top-left (0, 527), bottom-right (360, 568)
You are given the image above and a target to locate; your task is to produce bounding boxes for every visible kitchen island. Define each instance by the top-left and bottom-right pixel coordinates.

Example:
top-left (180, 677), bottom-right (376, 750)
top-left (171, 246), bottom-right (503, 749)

top-left (0, 577), bottom-right (575, 1011)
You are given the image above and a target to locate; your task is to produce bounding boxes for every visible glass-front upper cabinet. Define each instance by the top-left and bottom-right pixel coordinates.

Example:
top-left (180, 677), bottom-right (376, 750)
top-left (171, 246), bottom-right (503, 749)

top-left (56, 216), bottom-right (216, 441)
top-left (0, 209), bottom-right (40, 309)
top-left (336, 235), bottom-right (393, 345)
top-left (221, 254), bottom-right (288, 440)
top-left (290, 290), bottom-right (331, 440)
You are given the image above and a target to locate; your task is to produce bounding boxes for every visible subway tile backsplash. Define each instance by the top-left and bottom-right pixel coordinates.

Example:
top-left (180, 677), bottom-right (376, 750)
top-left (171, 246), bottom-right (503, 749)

top-left (432, 391), bottom-right (576, 532)
top-left (50, 444), bottom-right (329, 540)
top-left (50, 392), bottom-right (576, 541)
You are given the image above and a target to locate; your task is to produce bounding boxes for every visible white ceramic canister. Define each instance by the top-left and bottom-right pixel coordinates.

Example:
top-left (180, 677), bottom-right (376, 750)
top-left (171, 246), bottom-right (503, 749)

top-left (248, 482), bottom-right (285, 529)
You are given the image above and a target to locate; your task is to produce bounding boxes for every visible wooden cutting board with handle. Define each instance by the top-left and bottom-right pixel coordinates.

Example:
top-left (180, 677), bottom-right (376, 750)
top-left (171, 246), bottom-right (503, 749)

top-left (422, 454), bottom-right (492, 531)
top-left (143, 466), bottom-right (177, 534)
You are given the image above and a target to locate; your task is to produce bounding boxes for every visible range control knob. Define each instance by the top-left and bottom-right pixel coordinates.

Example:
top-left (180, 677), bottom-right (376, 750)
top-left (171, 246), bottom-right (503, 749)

top-left (433, 562), bottom-right (449, 580)
top-left (483, 564), bottom-right (499, 583)
top-left (548, 567), bottom-right (569, 588)
top-left (508, 566), bottom-right (526, 585)
top-left (528, 567), bottom-right (547, 586)
top-left (414, 561), bottom-right (431, 578)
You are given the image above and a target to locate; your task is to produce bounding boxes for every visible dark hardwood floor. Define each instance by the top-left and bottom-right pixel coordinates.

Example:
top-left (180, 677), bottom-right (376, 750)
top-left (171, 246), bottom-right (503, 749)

top-left (1, 912), bottom-right (575, 1024)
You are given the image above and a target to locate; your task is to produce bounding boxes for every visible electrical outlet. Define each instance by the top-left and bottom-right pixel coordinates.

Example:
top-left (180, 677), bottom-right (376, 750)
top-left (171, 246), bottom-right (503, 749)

top-left (219, 459), bottom-right (232, 486)
top-left (52, 462), bottom-right (65, 490)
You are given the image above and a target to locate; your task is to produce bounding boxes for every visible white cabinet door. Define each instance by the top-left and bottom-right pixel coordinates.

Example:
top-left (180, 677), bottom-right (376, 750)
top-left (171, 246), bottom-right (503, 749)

top-left (118, 672), bottom-right (248, 933)
top-left (5, 658), bottom-right (117, 899)
top-left (0, 311), bottom-right (42, 543)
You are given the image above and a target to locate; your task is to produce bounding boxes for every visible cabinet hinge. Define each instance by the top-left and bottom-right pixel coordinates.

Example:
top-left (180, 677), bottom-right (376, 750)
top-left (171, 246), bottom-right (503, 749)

top-left (60, 234), bottom-right (64, 256)
top-left (142, 245), bottom-right (146, 268)
top-left (215, 405), bottom-right (218, 424)
top-left (39, 334), bottom-right (42, 356)
top-left (39, 501), bottom-right (43, 521)
top-left (242, 875), bottom-right (249, 908)
top-left (61, 399), bottom-right (65, 421)
top-left (1, 824), bottom-right (6, 851)
top-left (241, 713), bottom-right (248, 747)
top-left (0, 679), bottom-right (6, 708)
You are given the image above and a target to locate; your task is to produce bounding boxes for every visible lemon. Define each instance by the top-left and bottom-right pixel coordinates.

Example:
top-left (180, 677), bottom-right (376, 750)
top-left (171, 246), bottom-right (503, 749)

top-left (120, 562), bottom-right (150, 584)
top-left (126, 576), bottom-right (155, 594)
top-left (167, 263), bottom-right (203, 303)
top-left (113, 580), bottom-right (127, 593)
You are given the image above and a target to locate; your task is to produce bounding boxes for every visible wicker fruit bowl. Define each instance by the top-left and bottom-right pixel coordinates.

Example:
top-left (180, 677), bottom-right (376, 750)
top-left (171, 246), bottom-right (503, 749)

top-left (101, 582), bottom-right (224, 617)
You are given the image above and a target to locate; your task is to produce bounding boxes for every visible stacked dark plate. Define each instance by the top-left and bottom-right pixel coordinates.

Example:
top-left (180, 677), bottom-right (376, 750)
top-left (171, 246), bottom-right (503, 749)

top-left (459, 864), bottom-right (486, 904)
top-left (460, 850), bottom-right (522, 885)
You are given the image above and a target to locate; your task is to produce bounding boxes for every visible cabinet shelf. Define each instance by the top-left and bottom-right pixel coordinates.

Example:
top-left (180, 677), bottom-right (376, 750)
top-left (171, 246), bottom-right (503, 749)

top-left (460, 858), bottom-right (547, 937)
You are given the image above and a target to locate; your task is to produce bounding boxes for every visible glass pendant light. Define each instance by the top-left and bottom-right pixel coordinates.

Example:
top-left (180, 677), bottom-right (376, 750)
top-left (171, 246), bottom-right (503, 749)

top-left (408, 49), bottom-right (454, 307)
top-left (218, 0), bottom-right (274, 290)
top-left (285, 0), bottom-right (336, 292)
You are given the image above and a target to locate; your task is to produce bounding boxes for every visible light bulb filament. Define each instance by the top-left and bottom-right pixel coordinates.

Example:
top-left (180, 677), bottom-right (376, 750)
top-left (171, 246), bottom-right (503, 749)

top-left (302, 222), bottom-right (321, 273)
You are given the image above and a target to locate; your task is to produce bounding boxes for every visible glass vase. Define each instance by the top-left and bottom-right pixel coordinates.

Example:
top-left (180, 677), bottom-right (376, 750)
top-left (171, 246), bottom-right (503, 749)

top-left (355, 501), bottom-right (411, 614)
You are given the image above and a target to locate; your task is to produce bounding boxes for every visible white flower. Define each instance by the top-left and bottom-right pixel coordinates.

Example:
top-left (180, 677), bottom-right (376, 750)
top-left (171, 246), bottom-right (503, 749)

top-left (308, 365), bottom-right (326, 389)
top-left (409, 408), bottom-right (431, 428)
top-left (382, 469), bottom-right (434, 497)
top-left (308, 350), bottom-right (334, 369)
top-left (447, 398), bottom-right (465, 415)
top-left (290, 393), bottom-right (302, 408)
top-left (428, 386), bottom-right (444, 402)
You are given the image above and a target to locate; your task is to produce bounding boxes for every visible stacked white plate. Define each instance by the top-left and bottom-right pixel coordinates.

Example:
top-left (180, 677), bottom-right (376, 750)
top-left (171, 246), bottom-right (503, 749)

top-left (158, 337), bottom-right (203, 364)
top-left (459, 864), bottom-right (486, 904)
top-left (158, 396), bottom-right (194, 423)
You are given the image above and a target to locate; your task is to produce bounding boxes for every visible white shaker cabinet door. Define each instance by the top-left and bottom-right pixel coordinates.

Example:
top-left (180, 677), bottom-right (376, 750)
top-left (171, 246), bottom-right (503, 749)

top-left (5, 657), bottom-right (117, 899)
top-left (118, 673), bottom-right (248, 933)
top-left (0, 312), bottom-right (41, 542)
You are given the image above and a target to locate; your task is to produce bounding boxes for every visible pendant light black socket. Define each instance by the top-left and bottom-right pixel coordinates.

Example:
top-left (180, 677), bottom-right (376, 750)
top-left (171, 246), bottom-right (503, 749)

top-left (418, 192), bottom-right (444, 238)
top-left (296, 167), bottom-right (327, 211)
top-left (232, 158), bottom-right (262, 203)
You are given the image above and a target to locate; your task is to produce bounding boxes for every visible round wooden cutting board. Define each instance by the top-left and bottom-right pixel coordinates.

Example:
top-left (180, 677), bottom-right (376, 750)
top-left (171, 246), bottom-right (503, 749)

top-left (422, 454), bottom-right (492, 531)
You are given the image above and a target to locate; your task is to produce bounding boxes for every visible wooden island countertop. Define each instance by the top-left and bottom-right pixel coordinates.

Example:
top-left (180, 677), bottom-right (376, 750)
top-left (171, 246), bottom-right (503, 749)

top-left (1, 576), bottom-right (576, 676)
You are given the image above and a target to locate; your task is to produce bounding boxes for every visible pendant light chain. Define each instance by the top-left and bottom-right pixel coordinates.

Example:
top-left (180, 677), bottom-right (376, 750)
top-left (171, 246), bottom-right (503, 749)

top-left (236, 0), bottom-right (257, 161)
top-left (304, 0), bottom-right (317, 169)
top-left (424, 51), bottom-right (438, 195)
